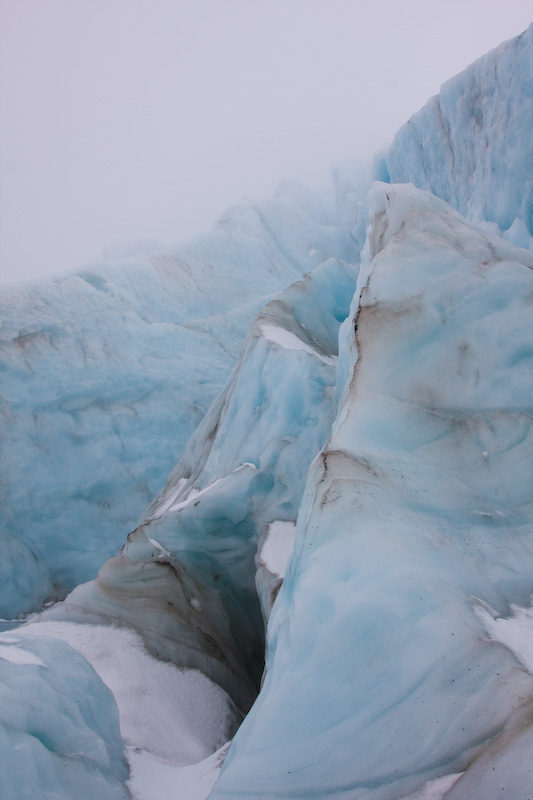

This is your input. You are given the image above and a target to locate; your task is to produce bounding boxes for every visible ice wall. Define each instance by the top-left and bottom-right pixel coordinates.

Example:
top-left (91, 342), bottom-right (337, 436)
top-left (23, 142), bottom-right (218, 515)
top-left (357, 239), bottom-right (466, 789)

top-left (210, 184), bottom-right (533, 799)
top-left (0, 632), bottom-right (129, 800)
top-left (43, 252), bottom-right (359, 713)
top-left (0, 184), bottom-right (357, 618)
top-left (377, 23), bottom-right (533, 251)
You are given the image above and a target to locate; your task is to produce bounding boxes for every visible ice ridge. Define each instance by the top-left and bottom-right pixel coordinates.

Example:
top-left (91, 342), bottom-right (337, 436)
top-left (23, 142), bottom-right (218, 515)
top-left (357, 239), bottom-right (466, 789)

top-left (210, 182), bottom-right (533, 800)
top-left (377, 23), bottom-right (533, 251)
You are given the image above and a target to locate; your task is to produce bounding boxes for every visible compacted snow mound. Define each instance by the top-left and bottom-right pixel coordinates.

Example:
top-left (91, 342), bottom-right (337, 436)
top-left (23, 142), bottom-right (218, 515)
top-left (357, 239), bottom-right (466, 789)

top-left (209, 184), bottom-right (533, 799)
top-left (18, 621), bottom-right (238, 765)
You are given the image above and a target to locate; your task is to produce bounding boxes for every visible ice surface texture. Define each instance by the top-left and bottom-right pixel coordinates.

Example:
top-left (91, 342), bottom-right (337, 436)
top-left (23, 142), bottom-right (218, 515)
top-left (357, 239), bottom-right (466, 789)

top-left (4, 20), bottom-right (533, 800)
top-left (210, 186), bottom-right (533, 798)
top-left (0, 185), bottom-right (356, 618)
top-left (0, 632), bottom-right (129, 800)
top-left (378, 23), bottom-right (533, 251)
top-left (45, 253), bottom-right (359, 713)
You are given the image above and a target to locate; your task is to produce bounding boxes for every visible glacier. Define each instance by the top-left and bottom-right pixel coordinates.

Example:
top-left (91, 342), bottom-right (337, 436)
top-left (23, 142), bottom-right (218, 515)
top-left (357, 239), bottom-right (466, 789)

top-left (375, 23), bottom-right (533, 251)
top-left (210, 182), bottom-right (533, 799)
top-left (2, 20), bottom-right (533, 800)
top-left (0, 184), bottom-right (357, 618)
top-left (39, 251), bottom-right (360, 715)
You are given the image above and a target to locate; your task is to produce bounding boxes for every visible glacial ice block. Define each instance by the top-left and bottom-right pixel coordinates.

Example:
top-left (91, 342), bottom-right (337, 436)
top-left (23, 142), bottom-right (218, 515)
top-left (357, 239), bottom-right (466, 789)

top-left (0, 632), bottom-right (129, 800)
top-left (379, 23), bottom-right (533, 251)
top-left (45, 254), bottom-right (359, 713)
top-left (210, 183), bottom-right (533, 799)
top-left (0, 183), bottom-right (357, 619)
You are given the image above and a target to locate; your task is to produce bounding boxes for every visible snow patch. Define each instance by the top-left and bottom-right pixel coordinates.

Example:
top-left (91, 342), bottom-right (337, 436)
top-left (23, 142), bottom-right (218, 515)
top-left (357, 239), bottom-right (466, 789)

top-left (19, 621), bottom-right (236, 765)
top-left (127, 742), bottom-right (230, 800)
top-left (150, 478), bottom-right (190, 519)
top-left (169, 463), bottom-right (257, 513)
top-left (400, 772), bottom-right (463, 800)
top-left (147, 537), bottom-right (172, 560)
top-left (259, 521), bottom-right (296, 579)
top-left (258, 323), bottom-right (336, 365)
top-left (0, 643), bottom-right (45, 667)
top-left (476, 601), bottom-right (533, 674)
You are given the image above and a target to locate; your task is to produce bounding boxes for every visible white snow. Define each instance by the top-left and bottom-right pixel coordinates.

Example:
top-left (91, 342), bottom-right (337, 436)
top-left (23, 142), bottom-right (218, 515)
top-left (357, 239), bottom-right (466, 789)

top-left (400, 773), bottom-right (463, 800)
top-left (0, 643), bottom-right (45, 667)
top-left (169, 481), bottom-right (222, 512)
top-left (168, 463), bottom-right (257, 513)
top-left (127, 742), bottom-right (230, 800)
top-left (147, 537), bottom-right (172, 559)
top-left (150, 477), bottom-right (190, 519)
top-left (477, 601), bottom-right (533, 674)
top-left (19, 621), bottom-right (235, 780)
top-left (258, 323), bottom-right (337, 365)
top-left (259, 521), bottom-right (296, 579)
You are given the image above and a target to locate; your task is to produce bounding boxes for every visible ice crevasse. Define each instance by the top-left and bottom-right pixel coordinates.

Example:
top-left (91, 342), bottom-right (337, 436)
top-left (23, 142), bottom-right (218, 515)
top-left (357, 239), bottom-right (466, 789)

top-left (43, 252), bottom-right (360, 714)
top-left (0, 194), bottom-right (364, 798)
top-left (2, 21), bottom-right (533, 800)
top-left (210, 182), bottom-right (533, 799)
top-left (210, 27), bottom-right (533, 796)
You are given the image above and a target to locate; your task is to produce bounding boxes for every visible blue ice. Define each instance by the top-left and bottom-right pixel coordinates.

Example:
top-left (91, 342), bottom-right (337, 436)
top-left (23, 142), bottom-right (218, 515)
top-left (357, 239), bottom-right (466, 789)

top-left (2, 19), bottom-right (533, 800)
top-left (0, 632), bottom-right (129, 800)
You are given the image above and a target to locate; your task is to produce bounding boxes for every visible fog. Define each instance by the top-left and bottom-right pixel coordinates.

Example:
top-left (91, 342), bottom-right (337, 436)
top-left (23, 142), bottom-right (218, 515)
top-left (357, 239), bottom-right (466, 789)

top-left (1, 0), bottom-right (531, 284)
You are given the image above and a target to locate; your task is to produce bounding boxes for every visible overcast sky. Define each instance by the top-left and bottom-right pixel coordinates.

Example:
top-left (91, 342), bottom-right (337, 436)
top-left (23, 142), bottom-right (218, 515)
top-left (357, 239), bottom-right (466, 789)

top-left (1, 0), bottom-right (532, 284)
